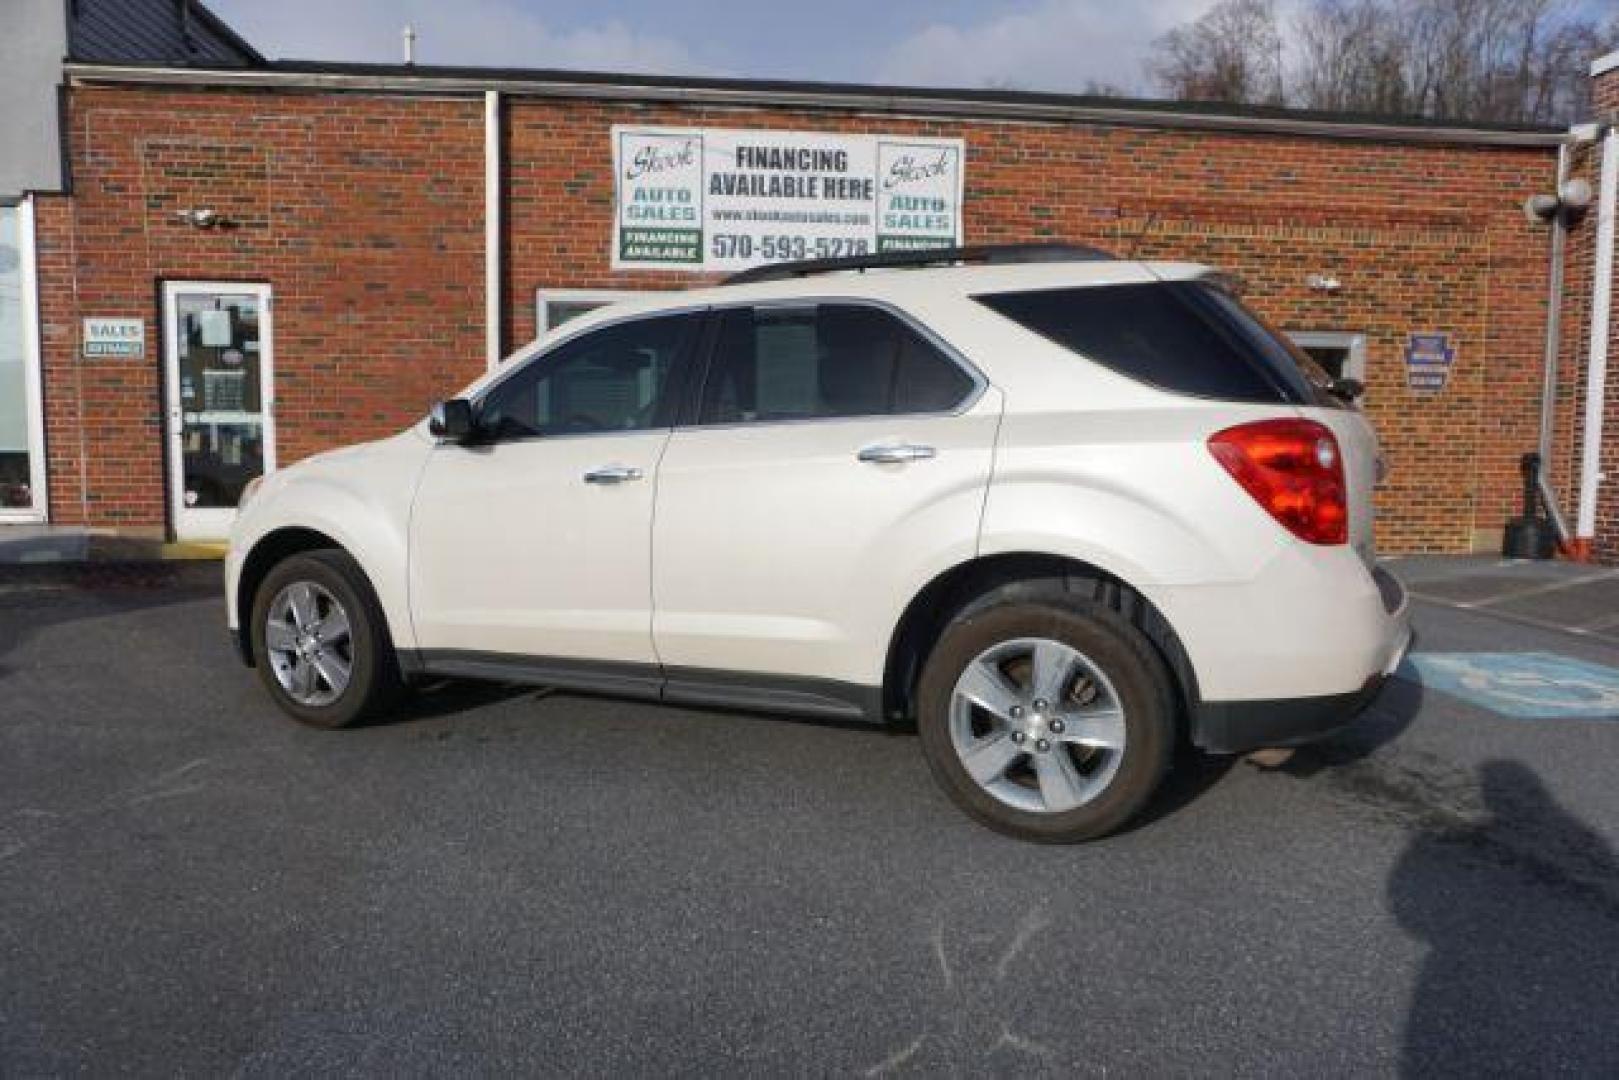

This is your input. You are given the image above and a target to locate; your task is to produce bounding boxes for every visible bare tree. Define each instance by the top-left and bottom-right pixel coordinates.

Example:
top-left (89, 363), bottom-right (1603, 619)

top-left (1294, 0), bottom-right (1411, 113)
top-left (1079, 79), bottom-right (1130, 98)
top-left (1525, 15), bottom-right (1615, 123)
top-left (1150, 0), bottom-right (1287, 105)
top-left (1392, 0), bottom-right (1613, 123)
top-left (1156, 0), bottom-right (1616, 123)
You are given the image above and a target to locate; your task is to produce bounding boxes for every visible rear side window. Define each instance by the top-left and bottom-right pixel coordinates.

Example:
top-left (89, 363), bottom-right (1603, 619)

top-left (975, 282), bottom-right (1339, 406)
top-left (698, 304), bottom-right (975, 424)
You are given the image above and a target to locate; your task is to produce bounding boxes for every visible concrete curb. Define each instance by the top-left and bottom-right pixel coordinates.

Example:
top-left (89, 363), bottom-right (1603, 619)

top-left (0, 528), bottom-right (226, 566)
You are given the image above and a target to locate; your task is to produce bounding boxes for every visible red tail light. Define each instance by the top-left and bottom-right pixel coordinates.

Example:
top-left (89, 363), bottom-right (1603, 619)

top-left (1208, 418), bottom-right (1348, 545)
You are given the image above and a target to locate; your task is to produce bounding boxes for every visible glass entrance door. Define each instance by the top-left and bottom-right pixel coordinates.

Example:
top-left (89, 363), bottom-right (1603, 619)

top-left (162, 283), bottom-right (275, 540)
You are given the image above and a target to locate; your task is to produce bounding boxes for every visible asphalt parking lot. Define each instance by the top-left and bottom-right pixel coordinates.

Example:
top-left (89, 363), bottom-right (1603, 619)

top-left (3, 557), bottom-right (1619, 1075)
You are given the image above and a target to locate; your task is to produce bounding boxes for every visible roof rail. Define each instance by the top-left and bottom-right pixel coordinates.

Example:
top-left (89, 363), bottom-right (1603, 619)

top-left (722, 242), bottom-right (1114, 285)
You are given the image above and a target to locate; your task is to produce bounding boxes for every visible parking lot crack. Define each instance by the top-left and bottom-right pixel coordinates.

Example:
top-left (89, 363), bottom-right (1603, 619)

top-left (0, 757), bottom-right (214, 865)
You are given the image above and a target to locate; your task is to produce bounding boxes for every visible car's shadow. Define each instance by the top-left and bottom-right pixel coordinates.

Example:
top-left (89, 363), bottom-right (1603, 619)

top-left (355, 668), bottom-right (1426, 838)
top-left (1121, 674), bottom-right (1426, 836)
top-left (1275, 674), bottom-right (1425, 776)
top-left (361, 678), bottom-right (537, 726)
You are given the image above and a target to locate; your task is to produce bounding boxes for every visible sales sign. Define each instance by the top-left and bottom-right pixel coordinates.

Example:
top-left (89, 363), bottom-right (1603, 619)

top-left (82, 317), bottom-right (145, 359)
top-left (612, 126), bottom-right (966, 272)
top-left (1404, 332), bottom-right (1455, 394)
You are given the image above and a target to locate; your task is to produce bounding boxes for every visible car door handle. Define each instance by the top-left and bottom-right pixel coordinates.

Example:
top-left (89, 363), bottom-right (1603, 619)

top-left (857, 443), bottom-right (937, 464)
top-left (583, 465), bottom-right (644, 485)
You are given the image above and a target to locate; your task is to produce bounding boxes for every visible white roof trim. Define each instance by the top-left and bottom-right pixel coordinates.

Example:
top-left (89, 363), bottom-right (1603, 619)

top-left (1594, 50), bottom-right (1619, 78)
top-left (62, 62), bottom-right (1570, 149)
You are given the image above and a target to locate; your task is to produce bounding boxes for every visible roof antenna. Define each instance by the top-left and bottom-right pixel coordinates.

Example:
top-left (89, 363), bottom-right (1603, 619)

top-left (1124, 210), bottom-right (1158, 259)
top-left (402, 23), bottom-right (417, 65)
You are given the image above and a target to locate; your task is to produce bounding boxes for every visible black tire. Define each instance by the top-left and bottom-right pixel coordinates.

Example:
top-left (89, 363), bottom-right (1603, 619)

top-left (249, 550), bottom-right (403, 728)
top-left (917, 592), bottom-right (1175, 843)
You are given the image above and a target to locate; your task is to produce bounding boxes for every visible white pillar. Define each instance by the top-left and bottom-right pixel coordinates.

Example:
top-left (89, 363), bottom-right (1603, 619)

top-left (1576, 130), bottom-right (1618, 540)
top-left (15, 196), bottom-right (49, 521)
top-left (485, 90), bottom-right (502, 371)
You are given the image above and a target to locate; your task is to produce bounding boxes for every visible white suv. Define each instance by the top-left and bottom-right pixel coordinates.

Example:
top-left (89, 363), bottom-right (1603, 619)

top-left (227, 245), bottom-right (1410, 842)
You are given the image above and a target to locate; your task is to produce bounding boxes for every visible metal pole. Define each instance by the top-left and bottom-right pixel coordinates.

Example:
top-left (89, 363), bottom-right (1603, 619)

top-left (1538, 470), bottom-right (1572, 542)
top-left (1538, 143), bottom-right (1570, 461)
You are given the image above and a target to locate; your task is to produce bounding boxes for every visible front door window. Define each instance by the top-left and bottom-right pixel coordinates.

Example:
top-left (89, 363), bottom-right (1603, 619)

top-left (480, 312), bottom-right (696, 439)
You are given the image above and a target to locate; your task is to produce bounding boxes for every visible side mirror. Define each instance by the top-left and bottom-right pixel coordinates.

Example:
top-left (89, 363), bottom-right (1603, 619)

top-left (1328, 377), bottom-right (1365, 404)
top-left (429, 398), bottom-right (477, 442)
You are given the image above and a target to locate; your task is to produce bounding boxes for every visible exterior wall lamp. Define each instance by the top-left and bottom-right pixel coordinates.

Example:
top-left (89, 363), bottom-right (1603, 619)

top-left (174, 207), bottom-right (229, 229)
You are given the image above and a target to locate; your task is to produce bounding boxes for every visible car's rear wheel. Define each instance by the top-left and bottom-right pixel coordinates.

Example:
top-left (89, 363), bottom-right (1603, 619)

top-left (917, 594), bottom-right (1174, 842)
top-left (250, 550), bottom-right (401, 728)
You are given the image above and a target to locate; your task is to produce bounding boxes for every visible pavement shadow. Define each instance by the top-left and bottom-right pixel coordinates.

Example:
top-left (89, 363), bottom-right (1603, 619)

top-left (0, 563), bottom-right (219, 687)
top-left (363, 677), bottom-right (533, 726)
top-left (1391, 759), bottom-right (1619, 1075)
top-left (1116, 678), bottom-right (1422, 836)
top-left (1116, 749), bottom-right (1237, 835)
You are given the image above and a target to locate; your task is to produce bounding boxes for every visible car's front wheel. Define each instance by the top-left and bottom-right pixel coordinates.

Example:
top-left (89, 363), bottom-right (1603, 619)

top-left (250, 550), bottom-right (401, 728)
top-left (917, 593), bottom-right (1175, 842)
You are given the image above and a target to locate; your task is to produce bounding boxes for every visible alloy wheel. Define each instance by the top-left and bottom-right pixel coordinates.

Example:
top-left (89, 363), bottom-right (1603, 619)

top-left (264, 581), bottom-right (354, 708)
top-left (948, 636), bottom-right (1127, 813)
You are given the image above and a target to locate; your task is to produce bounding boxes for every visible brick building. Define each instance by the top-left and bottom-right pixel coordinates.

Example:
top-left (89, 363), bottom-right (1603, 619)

top-left (3, 1), bottom-right (1618, 559)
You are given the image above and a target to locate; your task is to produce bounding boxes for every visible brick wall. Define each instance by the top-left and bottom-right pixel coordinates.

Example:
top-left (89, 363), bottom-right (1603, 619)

top-left (35, 86), bottom-right (486, 530)
top-left (37, 81), bottom-right (1565, 552)
top-left (503, 98), bottom-right (1560, 552)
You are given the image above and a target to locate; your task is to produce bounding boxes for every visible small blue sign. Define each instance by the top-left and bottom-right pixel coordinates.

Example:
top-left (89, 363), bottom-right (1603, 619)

top-left (1404, 332), bottom-right (1456, 394)
top-left (1400, 651), bottom-right (1619, 720)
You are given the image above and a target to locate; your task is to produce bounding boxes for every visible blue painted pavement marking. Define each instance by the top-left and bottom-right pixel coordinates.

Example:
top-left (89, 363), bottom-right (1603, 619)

top-left (1399, 652), bottom-right (1619, 720)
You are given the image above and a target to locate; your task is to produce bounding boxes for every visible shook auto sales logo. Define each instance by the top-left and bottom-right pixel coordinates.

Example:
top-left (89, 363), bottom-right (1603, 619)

top-left (616, 130), bottom-right (705, 265)
top-left (876, 141), bottom-right (961, 254)
top-left (883, 148), bottom-right (956, 191)
top-left (625, 138), bottom-right (697, 181)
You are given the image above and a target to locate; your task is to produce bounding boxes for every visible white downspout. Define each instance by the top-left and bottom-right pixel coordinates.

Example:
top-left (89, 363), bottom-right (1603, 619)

top-left (485, 89), bottom-right (503, 370)
top-left (1576, 130), bottom-right (1618, 546)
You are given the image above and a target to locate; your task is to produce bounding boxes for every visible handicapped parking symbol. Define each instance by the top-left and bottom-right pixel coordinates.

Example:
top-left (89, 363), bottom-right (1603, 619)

top-left (1400, 652), bottom-right (1619, 720)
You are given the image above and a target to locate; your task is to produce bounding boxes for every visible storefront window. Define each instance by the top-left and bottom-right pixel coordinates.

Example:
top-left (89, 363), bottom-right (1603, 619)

top-left (536, 289), bottom-right (671, 337)
top-left (1287, 330), bottom-right (1367, 384)
top-left (0, 204), bottom-right (44, 516)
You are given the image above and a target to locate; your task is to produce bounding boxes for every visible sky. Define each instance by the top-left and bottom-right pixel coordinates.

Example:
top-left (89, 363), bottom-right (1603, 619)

top-left (206, 0), bottom-right (1616, 97)
top-left (205, 0), bottom-right (1218, 95)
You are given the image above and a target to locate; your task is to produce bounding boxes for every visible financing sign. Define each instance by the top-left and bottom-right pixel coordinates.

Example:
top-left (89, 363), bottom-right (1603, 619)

top-left (612, 126), bottom-right (966, 272)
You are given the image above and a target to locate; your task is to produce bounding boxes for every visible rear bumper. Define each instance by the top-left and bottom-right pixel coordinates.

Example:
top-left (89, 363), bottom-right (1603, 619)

top-left (1155, 555), bottom-right (1413, 753)
top-left (1191, 630), bottom-right (1409, 754)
